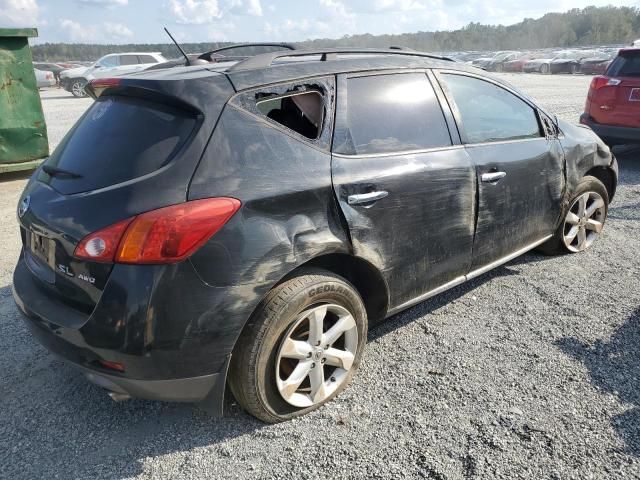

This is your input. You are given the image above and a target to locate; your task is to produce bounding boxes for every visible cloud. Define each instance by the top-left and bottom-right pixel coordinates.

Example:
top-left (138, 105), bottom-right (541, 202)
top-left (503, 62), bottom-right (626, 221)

top-left (103, 22), bottom-right (133, 39)
top-left (75, 0), bottom-right (128, 5)
top-left (168, 0), bottom-right (222, 24)
top-left (60, 18), bottom-right (93, 42)
top-left (167, 0), bottom-right (262, 25)
top-left (59, 18), bottom-right (134, 42)
top-left (0, 0), bottom-right (40, 27)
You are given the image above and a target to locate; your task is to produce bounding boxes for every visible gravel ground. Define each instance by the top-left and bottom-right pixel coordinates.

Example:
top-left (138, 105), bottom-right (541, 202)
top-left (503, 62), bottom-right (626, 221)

top-left (1, 77), bottom-right (640, 479)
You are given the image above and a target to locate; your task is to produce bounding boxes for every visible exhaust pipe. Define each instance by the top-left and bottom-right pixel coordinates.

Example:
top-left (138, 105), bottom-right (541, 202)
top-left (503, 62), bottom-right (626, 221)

top-left (108, 391), bottom-right (131, 402)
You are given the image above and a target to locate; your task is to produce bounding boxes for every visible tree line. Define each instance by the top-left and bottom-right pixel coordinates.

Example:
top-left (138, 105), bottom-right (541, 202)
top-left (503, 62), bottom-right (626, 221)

top-left (32, 5), bottom-right (640, 62)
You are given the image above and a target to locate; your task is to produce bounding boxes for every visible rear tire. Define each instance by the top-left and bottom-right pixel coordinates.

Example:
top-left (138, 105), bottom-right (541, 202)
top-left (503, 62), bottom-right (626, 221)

top-left (537, 176), bottom-right (609, 255)
top-left (540, 64), bottom-right (550, 75)
top-left (228, 269), bottom-right (368, 423)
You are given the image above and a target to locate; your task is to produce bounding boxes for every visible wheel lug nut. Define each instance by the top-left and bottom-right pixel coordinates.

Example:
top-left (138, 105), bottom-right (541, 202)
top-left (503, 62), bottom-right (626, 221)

top-left (311, 363), bottom-right (316, 368)
top-left (321, 358), bottom-right (326, 364)
top-left (307, 352), bottom-right (312, 358)
top-left (330, 377), bottom-right (336, 382)
top-left (316, 341), bottom-right (321, 346)
top-left (324, 345), bottom-right (329, 350)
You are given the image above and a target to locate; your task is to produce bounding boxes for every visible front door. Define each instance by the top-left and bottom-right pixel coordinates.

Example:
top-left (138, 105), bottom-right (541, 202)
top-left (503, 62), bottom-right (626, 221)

top-left (331, 72), bottom-right (477, 309)
top-left (436, 72), bottom-right (565, 270)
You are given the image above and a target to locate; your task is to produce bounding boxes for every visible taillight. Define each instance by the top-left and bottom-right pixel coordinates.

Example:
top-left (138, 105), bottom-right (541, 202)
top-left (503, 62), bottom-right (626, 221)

top-left (75, 218), bottom-right (133, 263)
top-left (88, 78), bottom-right (121, 97)
top-left (590, 76), bottom-right (621, 90)
top-left (73, 198), bottom-right (241, 265)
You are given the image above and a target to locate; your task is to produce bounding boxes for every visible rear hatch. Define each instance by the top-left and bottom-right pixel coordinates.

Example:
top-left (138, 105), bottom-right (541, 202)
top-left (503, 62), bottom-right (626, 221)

top-left (18, 70), bottom-right (233, 317)
top-left (590, 50), bottom-right (640, 128)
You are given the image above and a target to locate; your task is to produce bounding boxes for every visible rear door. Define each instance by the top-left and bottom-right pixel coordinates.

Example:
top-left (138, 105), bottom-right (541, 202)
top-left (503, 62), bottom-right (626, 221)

top-left (594, 50), bottom-right (640, 128)
top-left (436, 71), bottom-right (565, 271)
top-left (331, 71), bottom-right (476, 309)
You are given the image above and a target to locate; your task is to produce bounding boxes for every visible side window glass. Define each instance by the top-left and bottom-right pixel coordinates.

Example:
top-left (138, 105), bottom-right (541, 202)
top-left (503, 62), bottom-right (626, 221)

top-left (441, 74), bottom-right (542, 144)
top-left (98, 56), bottom-right (119, 68)
top-left (339, 73), bottom-right (451, 155)
top-left (257, 91), bottom-right (324, 140)
top-left (119, 55), bottom-right (139, 66)
top-left (138, 55), bottom-right (157, 64)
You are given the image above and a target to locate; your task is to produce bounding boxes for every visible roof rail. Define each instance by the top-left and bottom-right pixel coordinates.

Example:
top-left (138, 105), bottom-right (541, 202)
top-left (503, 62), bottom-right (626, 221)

top-left (199, 43), bottom-right (297, 61)
top-left (227, 48), bottom-right (454, 72)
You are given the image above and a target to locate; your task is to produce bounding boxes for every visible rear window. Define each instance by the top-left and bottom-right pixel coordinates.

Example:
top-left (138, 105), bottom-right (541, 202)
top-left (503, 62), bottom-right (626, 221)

top-left (607, 51), bottom-right (640, 77)
top-left (41, 96), bottom-right (196, 194)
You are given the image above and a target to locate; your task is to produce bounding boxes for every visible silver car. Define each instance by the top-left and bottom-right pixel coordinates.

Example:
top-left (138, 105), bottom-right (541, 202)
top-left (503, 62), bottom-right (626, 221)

top-left (60, 52), bottom-right (166, 97)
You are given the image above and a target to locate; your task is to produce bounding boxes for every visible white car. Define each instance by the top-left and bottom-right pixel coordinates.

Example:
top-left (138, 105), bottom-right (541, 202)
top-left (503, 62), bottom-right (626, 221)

top-left (34, 69), bottom-right (55, 88)
top-left (60, 52), bottom-right (166, 97)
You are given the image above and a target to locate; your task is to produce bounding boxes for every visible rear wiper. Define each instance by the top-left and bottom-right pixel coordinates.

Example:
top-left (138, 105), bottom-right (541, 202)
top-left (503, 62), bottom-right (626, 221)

top-left (42, 165), bottom-right (83, 179)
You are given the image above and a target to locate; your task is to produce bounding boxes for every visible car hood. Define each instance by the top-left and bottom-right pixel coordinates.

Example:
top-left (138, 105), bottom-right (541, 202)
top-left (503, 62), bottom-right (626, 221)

top-left (60, 66), bottom-right (89, 78)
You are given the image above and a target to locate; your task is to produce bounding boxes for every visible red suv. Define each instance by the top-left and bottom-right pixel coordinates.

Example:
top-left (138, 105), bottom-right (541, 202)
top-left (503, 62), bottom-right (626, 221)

top-left (581, 47), bottom-right (640, 146)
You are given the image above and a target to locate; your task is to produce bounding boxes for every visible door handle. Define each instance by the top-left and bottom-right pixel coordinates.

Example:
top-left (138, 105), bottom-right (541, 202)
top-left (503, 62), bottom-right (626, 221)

top-left (347, 191), bottom-right (389, 205)
top-left (481, 171), bottom-right (507, 183)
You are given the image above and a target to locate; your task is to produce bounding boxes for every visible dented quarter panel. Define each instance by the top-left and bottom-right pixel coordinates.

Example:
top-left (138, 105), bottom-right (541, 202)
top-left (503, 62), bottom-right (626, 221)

top-left (557, 119), bottom-right (616, 197)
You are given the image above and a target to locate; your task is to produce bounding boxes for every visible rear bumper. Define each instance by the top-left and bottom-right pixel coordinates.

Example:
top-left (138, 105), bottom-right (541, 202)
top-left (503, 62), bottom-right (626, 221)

top-left (11, 254), bottom-right (246, 414)
top-left (580, 114), bottom-right (640, 145)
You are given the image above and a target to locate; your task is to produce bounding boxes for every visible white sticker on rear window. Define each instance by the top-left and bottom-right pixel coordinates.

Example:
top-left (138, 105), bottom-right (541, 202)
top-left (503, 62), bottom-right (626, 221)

top-left (91, 98), bottom-right (114, 121)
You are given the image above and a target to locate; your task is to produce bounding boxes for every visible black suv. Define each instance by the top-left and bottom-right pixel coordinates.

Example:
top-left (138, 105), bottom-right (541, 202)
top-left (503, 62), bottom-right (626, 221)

top-left (13, 49), bottom-right (618, 423)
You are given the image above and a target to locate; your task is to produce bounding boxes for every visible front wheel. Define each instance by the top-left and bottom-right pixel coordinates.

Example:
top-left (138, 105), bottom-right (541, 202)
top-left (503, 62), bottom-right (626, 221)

top-left (70, 79), bottom-right (87, 97)
top-left (538, 176), bottom-right (609, 255)
top-left (228, 269), bottom-right (368, 423)
top-left (540, 63), bottom-right (550, 74)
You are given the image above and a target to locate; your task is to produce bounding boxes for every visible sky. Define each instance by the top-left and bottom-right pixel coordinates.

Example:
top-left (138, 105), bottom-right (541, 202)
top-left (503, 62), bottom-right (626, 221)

top-left (1, 0), bottom-right (639, 44)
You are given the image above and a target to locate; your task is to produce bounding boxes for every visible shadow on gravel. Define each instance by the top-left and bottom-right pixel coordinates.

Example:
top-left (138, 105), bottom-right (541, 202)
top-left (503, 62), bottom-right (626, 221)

top-left (557, 307), bottom-right (640, 456)
top-left (613, 146), bottom-right (640, 187)
top-left (0, 284), bottom-right (266, 480)
top-left (0, 171), bottom-right (33, 183)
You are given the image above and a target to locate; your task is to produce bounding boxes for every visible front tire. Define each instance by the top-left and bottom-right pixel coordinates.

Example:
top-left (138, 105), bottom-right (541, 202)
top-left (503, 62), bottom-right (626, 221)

top-left (540, 63), bottom-right (550, 75)
top-left (538, 176), bottom-right (609, 255)
top-left (70, 79), bottom-right (87, 97)
top-left (228, 269), bottom-right (368, 423)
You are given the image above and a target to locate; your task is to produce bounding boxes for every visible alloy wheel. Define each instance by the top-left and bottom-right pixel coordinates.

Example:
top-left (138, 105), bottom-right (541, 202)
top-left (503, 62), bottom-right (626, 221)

top-left (72, 81), bottom-right (86, 97)
top-left (275, 304), bottom-right (358, 408)
top-left (563, 191), bottom-right (606, 252)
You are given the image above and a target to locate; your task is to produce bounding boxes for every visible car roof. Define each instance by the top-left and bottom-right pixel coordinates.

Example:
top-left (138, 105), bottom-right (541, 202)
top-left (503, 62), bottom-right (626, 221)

top-left (128, 48), bottom-right (527, 100)
top-left (217, 48), bottom-right (479, 91)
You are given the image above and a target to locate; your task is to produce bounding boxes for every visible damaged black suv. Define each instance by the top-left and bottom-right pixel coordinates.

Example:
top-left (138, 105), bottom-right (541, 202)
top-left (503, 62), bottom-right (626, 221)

top-left (13, 48), bottom-right (618, 423)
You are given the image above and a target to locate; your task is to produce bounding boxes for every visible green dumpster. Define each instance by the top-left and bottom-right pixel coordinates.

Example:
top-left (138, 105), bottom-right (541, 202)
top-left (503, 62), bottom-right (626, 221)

top-left (0, 28), bottom-right (49, 174)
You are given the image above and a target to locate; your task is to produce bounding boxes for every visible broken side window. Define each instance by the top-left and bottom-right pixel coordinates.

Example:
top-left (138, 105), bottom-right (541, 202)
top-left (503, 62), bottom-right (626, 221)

top-left (257, 90), bottom-right (324, 140)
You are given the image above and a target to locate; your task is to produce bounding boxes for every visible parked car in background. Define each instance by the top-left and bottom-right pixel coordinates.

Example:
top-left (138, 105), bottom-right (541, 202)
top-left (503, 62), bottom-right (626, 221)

top-left (502, 52), bottom-right (543, 72)
top-left (524, 50), bottom-right (597, 74)
top-left (482, 51), bottom-right (521, 72)
top-left (580, 51), bottom-right (616, 75)
top-left (34, 62), bottom-right (66, 85)
top-left (581, 47), bottom-right (640, 146)
top-left (60, 52), bottom-right (166, 97)
top-left (34, 69), bottom-right (55, 88)
top-left (471, 51), bottom-right (518, 70)
top-left (13, 48), bottom-right (617, 423)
